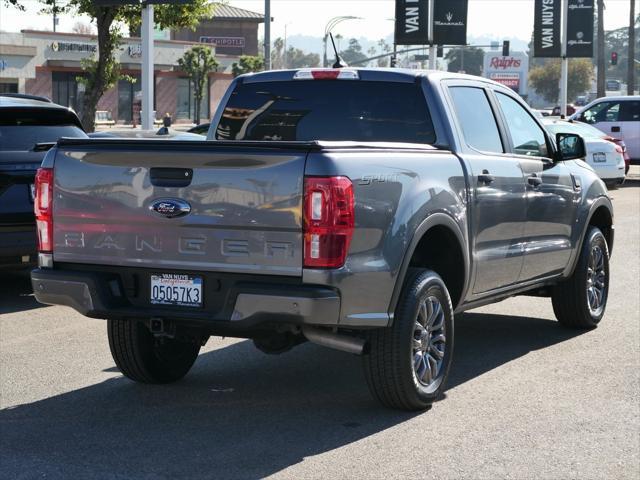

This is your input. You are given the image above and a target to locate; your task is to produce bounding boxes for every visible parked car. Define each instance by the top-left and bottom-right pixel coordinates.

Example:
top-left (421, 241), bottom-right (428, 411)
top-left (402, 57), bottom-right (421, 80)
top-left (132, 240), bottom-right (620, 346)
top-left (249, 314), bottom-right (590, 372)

top-left (551, 104), bottom-right (577, 116)
top-left (31, 69), bottom-right (613, 411)
top-left (570, 96), bottom-right (640, 163)
top-left (87, 129), bottom-right (204, 140)
top-left (187, 122), bottom-right (210, 135)
top-left (543, 119), bottom-right (626, 186)
top-left (0, 94), bottom-right (86, 268)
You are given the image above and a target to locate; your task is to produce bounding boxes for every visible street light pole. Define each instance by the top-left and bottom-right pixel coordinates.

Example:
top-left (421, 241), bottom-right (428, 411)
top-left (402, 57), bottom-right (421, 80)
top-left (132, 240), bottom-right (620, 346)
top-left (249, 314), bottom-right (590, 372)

top-left (264, 0), bottom-right (271, 70)
top-left (141, 1), bottom-right (154, 130)
top-left (559, 0), bottom-right (568, 118)
top-left (323, 16), bottom-right (360, 67)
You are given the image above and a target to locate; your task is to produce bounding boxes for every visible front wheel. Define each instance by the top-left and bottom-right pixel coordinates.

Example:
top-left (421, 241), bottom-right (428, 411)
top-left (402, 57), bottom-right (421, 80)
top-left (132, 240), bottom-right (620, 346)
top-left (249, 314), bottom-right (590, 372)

top-left (552, 226), bottom-right (610, 329)
top-left (108, 319), bottom-right (201, 383)
top-left (363, 269), bottom-right (454, 411)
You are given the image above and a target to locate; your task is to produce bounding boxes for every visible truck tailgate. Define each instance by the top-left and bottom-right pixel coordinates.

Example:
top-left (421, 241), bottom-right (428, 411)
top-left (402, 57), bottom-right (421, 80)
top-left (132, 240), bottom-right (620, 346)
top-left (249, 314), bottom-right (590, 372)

top-left (51, 140), bottom-right (310, 276)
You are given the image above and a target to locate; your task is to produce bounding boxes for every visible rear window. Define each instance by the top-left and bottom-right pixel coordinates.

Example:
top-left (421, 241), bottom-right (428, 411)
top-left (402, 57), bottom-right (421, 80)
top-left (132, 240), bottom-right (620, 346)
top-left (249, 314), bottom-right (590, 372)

top-left (215, 80), bottom-right (436, 144)
top-left (0, 108), bottom-right (85, 151)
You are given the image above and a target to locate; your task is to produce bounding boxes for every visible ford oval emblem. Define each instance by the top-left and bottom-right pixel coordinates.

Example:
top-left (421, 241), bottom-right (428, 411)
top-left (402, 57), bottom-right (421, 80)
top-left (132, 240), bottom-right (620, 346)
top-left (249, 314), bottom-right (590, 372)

top-left (149, 198), bottom-right (191, 218)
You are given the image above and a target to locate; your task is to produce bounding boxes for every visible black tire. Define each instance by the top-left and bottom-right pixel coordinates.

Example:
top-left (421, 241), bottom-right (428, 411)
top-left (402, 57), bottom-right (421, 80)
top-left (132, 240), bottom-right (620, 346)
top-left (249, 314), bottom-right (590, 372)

top-left (552, 226), bottom-right (610, 329)
top-left (363, 269), bottom-right (454, 411)
top-left (107, 318), bottom-right (201, 383)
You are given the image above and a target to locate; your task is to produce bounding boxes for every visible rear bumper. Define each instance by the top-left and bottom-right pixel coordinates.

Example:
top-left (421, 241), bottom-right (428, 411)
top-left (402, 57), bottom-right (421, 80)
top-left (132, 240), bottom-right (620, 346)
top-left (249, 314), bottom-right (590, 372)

top-left (31, 267), bottom-right (342, 332)
top-left (0, 226), bottom-right (37, 267)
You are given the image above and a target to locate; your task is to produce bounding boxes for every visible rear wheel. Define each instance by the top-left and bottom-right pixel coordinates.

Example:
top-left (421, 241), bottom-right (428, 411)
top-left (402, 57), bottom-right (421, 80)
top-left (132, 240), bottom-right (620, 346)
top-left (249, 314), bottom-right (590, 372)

top-left (363, 269), bottom-right (454, 411)
top-left (108, 319), bottom-right (201, 383)
top-left (552, 226), bottom-right (610, 329)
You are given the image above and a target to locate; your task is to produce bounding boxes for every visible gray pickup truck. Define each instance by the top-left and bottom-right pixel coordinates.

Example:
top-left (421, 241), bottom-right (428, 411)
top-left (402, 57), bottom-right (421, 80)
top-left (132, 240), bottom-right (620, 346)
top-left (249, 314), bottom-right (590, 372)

top-left (31, 69), bottom-right (613, 411)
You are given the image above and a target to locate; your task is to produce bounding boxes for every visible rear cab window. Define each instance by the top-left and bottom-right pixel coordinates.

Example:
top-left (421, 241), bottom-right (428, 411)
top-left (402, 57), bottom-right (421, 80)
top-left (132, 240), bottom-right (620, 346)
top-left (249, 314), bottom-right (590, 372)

top-left (0, 108), bottom-right (86, 151)
top-left (215, 80), bottom-right (436, 144)
top-left (448, 86), bottom-right (504, 153)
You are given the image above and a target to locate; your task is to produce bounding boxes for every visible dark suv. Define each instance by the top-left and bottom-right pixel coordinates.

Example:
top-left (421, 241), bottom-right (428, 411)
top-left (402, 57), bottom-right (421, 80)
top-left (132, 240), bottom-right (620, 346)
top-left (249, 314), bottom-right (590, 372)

top-left (0, 94), bottom-right (86, 267)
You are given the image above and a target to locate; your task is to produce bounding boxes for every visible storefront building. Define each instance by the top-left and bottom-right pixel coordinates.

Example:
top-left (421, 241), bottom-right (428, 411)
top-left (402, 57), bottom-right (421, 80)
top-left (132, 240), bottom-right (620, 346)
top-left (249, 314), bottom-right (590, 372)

top-left (0, 30), bottom-right (236, 124)
top-left (171, 4), bottom-right (265, 57)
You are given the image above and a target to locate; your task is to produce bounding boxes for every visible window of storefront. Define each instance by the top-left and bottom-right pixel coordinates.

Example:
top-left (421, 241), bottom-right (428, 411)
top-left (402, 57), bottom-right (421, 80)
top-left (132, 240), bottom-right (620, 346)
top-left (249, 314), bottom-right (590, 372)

top-left (118, 75), bottom-right (142, 123)
top-left (176, 77), bottom-right (209, 122)
top-left (52, 72), bottom-right (86, 116)
top-left (0, 82), bottom-right (18, 94)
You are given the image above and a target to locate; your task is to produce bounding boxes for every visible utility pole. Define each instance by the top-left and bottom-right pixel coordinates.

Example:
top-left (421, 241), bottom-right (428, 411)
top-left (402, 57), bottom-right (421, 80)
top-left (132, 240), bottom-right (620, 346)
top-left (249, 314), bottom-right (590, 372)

top-left (628, 0), bottom-right (636, 95)
top-left (141, 2), bottom-right (154, 130)
top-left (597, 0), bottom-right (605, 97)
top-left (52, 0), bottom-right (57, 33)
top-left (560, 0), bottom-right (568, 117)
top-left (264, 0), bottom-right (271, 70)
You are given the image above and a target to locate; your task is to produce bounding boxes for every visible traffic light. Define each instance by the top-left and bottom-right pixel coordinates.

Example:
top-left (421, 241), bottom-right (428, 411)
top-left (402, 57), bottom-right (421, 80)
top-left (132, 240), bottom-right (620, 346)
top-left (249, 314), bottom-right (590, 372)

top-left (611, 52), bottom-right (618, 65)
top-left (502, 40), bottom-right (510, 57)
top-left (390, 56), bottom-right (397, 68)
top-left (437, 45), bottom-right (444, 58)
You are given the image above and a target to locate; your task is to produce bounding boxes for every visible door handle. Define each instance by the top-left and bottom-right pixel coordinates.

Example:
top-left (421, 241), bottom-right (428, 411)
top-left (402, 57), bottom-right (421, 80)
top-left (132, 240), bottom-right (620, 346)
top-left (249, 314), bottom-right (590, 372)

top-left (478, 170), bottom-right (494, 185)
top-left (611, 126), bottom-right (621, 133)
top-left (528, 173), bottom-right (543, 187)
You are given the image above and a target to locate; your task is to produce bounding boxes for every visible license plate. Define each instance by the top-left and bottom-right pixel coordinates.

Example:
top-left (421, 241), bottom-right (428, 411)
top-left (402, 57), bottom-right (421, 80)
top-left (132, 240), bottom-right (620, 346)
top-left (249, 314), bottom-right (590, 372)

top-left (592, 152), bottom-right (607, 163)
top-left (150, 274), bottom-right (202, 307)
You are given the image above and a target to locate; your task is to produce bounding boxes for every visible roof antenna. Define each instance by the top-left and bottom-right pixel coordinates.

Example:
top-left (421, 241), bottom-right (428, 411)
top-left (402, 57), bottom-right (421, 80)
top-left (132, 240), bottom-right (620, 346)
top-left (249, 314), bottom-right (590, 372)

top-left (329, 33), bottom-right (348, 68)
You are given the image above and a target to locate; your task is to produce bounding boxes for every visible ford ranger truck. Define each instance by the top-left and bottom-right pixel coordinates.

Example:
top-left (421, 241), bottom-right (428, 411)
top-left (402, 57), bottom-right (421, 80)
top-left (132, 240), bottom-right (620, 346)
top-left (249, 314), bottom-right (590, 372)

top-left (31, 69), bottom-right (614, 411)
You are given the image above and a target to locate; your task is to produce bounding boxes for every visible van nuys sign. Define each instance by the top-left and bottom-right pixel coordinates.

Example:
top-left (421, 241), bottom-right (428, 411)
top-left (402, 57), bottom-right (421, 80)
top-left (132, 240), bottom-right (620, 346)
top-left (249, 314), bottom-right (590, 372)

top-left (533, 0), bottom-right (594, 57)
top-left (394, 0), bottom-right (429, 45)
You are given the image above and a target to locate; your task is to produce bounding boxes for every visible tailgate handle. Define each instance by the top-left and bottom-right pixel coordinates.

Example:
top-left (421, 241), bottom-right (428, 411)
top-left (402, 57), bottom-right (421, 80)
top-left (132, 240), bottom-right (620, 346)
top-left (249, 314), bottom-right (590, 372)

top-left (150, 168), bottom-right (193, 188)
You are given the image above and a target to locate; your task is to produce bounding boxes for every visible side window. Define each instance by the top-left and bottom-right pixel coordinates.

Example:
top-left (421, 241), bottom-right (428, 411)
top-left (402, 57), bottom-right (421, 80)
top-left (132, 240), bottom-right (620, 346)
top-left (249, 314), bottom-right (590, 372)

top-left (496, 92), bottom-right (549, 158)
top-left (620, 101), bottom-right (640, 122)
top-left (449, 86), bottom-right (504, 153)
top-left (582, 101), bottom-right (620, 123)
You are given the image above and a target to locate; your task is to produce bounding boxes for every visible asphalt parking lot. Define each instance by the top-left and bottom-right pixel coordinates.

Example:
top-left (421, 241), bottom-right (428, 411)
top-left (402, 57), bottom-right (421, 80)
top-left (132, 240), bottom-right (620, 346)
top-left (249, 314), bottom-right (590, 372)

top-left (1, 180), bottom-right (638, 480)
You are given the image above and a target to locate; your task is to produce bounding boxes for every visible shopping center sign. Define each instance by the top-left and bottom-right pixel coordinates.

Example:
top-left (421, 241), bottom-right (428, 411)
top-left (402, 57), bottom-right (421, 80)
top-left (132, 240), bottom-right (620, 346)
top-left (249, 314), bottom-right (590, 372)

top-left (483, 52), bottom-right (529, 95)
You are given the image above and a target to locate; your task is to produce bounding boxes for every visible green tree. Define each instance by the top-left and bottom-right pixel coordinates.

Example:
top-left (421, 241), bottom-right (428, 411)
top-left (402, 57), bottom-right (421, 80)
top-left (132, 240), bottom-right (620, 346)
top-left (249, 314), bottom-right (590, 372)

top-left (3, 0), bottom-right (24, 10)
top-left (178, 45), bottom-right (218, 124)
top-left (377, 39), bottom-right (391, 68)
top-left (529, 59), bottom-right (594, 103)
top-left (284, 48), bottom-right (320, 68)
top-left (232, 55), bottom-right (265, 77)
top-left (445, 47), bottom-right (484, 76)
top-left (36, 0), bottom-right (215, 131)
top-left (340, 38), bottom-right (367, 65)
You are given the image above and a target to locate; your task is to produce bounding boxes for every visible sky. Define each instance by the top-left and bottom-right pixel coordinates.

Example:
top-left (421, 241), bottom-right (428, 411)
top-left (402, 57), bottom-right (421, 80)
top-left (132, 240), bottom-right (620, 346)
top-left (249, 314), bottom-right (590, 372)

top-left (0, 0), bottom-right (635, 44)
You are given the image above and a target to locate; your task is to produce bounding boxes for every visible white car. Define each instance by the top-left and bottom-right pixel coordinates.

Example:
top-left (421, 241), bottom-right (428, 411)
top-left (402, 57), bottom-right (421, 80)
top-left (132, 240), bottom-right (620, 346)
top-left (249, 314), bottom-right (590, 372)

top-left (569, 96), bottom-right (640, 162)
top-left (543, 119), bottom-right (625, 187)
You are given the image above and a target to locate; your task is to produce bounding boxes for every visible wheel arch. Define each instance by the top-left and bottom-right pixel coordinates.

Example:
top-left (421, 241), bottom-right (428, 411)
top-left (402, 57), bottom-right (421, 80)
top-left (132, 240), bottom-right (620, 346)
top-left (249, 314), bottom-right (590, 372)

top-left (388, 213), bottom-right (470, 321)
top-left (565, 196), bottom-right (614, 278)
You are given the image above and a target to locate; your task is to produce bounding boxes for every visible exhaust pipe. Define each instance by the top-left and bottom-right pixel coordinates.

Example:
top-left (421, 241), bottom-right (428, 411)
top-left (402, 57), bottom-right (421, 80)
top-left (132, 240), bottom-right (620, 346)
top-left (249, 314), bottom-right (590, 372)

top-left (302, 326), bottom-right (366, 355)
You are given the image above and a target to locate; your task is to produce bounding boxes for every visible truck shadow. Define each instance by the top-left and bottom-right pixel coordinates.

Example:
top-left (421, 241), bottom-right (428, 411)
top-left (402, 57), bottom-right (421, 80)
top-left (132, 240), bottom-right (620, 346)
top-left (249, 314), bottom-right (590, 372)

top-left (0, 312), bottom-right (585, 479)
top-left (0, 268), bottom-right (42, 314)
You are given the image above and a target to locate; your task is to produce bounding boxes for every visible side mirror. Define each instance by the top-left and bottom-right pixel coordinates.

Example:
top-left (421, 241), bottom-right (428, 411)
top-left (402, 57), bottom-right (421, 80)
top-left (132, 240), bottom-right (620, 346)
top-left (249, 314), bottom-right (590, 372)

top-left (555, 133), bottom-right (586, 161)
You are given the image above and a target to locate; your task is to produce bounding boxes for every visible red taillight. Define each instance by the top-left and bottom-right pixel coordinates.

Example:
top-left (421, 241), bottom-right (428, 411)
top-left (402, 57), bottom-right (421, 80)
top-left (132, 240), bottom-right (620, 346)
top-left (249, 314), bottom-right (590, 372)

top-left (303, 176), bottom-right (354, 268)
top-left (34, 167), bottom-right (54, 252)
top-left (311, 70), bottom-right (341, 80)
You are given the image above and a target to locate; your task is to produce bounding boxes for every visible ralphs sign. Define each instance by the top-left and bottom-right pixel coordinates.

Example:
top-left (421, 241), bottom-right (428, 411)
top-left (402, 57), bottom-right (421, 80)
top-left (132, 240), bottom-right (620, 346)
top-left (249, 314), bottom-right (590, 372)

top-left (395, 0), bottom-right (429, 45)
top-left (484, 52), bottom-right (529, 96)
